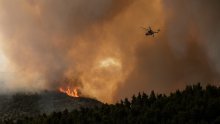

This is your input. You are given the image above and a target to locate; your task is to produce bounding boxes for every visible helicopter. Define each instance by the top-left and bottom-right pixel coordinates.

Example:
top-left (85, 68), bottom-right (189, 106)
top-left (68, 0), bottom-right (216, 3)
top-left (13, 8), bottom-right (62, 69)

top-left (142, 26), bottom-right (160, 37)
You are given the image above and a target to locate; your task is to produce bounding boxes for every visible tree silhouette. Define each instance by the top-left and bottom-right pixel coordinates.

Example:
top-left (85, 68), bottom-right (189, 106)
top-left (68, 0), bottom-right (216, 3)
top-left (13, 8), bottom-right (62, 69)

top-left (4, 83), bottom-right (220, 124)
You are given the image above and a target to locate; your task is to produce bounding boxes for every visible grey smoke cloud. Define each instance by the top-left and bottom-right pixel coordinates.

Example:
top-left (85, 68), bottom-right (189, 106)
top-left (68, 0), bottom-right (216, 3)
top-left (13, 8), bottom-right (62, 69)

top-left (115, 0), bottom-right (220, 100)
top-left (0, 0), bottom-right (220, 103)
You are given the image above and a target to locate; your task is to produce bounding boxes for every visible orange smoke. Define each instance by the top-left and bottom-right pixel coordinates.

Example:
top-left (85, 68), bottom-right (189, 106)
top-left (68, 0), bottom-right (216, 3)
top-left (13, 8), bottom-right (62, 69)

top-left (59, 87), bottom-right (79, 97)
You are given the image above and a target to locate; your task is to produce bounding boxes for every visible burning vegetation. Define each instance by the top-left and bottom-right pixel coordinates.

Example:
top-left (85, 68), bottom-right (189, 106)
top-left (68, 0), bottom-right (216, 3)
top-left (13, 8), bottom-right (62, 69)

top-left (59, 87), bottom-right (79, 97)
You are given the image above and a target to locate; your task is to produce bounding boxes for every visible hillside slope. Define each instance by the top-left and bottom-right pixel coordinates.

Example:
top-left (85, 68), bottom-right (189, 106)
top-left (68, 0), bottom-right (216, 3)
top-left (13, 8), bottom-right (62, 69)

top-left (8, 83), bottom-right (220, 124)
top-left (0, 91), bottom-right (102, 121)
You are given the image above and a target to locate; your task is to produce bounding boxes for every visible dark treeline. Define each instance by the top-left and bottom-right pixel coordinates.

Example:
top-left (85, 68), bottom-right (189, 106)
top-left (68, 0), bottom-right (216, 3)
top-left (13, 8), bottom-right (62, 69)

top-left (5, 83), bottom-right (220, 124)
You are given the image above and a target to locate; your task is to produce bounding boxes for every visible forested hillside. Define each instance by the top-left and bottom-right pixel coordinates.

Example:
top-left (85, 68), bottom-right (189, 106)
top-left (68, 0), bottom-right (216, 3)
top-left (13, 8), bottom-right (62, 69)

top-left (0, 91), bottom-right (101, 123)
top-left (5, 83), bottom-right (220, 124)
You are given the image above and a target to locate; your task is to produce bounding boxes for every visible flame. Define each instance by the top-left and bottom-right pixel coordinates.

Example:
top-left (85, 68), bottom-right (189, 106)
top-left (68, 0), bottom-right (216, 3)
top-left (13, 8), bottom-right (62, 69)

top-left (59, 87), bottom-right (79, 97)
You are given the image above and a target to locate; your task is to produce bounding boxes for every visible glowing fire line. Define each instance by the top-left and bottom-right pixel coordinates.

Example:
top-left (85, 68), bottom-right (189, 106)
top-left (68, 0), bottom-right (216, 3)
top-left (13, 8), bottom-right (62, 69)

top-left (59, 87), bottom-right (79, 97)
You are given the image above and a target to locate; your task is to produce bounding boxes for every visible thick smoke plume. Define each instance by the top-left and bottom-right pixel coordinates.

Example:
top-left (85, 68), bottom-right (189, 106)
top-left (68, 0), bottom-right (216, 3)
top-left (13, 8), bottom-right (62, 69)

top-left (0, 0), bottom-right (220, 103)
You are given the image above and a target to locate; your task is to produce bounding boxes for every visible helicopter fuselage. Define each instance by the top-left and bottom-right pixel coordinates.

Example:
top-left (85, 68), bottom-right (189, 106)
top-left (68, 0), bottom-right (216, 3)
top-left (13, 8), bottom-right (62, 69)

top-left (142, 26), bottom-right (160, 37)
top-left (145, 30), bottom-right (159, 37)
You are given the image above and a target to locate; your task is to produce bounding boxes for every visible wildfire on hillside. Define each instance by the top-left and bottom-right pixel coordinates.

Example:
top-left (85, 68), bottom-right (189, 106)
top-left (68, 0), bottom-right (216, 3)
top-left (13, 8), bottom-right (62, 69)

top-left (59, 87), bottom-right (79, 97)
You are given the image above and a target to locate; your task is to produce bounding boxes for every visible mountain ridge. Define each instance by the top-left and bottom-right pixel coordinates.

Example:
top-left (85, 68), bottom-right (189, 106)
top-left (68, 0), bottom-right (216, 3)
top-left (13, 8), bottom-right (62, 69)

top-left (0, 91), bottom-right (102, 121)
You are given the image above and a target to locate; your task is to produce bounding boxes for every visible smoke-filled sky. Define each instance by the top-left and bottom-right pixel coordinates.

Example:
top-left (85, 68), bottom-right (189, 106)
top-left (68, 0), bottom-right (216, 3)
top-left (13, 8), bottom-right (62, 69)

top-left (0, 0), bottom-right (220, 103)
